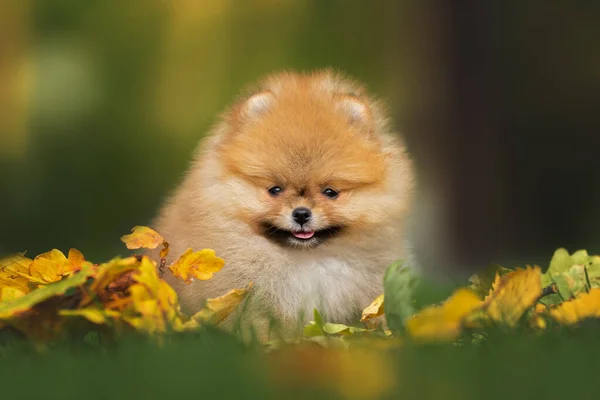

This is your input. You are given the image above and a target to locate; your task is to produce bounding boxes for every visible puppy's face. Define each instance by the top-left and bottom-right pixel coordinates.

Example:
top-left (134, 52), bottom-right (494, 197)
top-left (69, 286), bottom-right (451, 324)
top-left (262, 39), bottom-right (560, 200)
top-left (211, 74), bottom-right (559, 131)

top-left (216, 86), bottom-right (406, 249)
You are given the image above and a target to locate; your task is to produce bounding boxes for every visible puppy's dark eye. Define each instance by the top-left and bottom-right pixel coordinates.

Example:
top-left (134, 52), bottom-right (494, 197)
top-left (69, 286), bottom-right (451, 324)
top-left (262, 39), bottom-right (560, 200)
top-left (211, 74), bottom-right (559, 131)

top-left (268, 186), bottom-right (284, 196)
top-left (322, 188), bottom-right (338, 199)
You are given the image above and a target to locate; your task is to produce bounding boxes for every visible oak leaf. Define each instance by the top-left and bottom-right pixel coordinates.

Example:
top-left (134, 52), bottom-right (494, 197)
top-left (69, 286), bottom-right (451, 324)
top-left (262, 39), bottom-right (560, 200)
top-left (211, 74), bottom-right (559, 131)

top-left (120, 226), bottom-right (165, 250)
top-left (23, 248), bottom-right (85, 284)
top-left (0, 252), bottom-right (33, 300)
top-left (169, 248), bottom-right (224, 283)
top-left (0, 264), bottom-right (95, 319)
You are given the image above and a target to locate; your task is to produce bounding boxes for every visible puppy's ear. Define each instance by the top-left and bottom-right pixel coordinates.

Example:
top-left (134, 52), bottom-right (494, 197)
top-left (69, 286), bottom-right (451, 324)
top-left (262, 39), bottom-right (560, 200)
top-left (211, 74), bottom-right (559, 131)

top-left (335, 94), bottom-right (372, 126)
top-left (238, 91), bottom-right (274, 121)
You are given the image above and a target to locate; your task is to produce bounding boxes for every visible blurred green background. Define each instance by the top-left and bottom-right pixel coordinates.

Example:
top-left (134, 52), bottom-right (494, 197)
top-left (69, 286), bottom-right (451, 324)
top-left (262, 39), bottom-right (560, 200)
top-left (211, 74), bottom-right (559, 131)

top-left (2, 0), bottom-right (600, 276)
top-left (0, 0), bottom-right (413, 261)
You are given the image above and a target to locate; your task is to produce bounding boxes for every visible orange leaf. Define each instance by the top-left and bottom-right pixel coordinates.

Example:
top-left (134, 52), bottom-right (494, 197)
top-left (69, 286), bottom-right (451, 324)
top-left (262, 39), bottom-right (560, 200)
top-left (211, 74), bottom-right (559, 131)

top-left (120, 226), bottom-right (164, 250)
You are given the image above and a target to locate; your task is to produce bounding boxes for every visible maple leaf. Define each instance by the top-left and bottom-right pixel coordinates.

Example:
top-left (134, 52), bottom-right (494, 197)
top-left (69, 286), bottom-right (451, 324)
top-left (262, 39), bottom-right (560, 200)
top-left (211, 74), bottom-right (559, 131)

top-left (0, 252), bottom-right (33, 300)
top-left (168, 248), bottom-right (225, 283)
top-left (483, 266), bottom-right (542, 327)
top-left (406, 288), bottom-right (481, 342)
top-left (120, 226), bottom-right (165, 250)
top-left (545, 288), bottom-right (600, 325)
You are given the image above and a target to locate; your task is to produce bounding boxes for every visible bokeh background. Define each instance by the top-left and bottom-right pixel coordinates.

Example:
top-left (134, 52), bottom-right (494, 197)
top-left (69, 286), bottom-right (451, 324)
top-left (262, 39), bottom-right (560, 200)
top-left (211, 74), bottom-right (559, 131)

top-left (1, 0), bottom-right (600, 278)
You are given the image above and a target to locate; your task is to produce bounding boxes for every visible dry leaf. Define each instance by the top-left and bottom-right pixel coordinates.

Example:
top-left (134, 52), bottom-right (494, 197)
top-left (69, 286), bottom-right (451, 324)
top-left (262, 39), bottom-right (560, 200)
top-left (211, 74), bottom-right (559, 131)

top-left (0, 252), bottom-right (33, 300)
top-left (406, 288), bottom-right (481, 342)
top-left (169, 248), bottom-right (224, 283)
top-left (361, 294), bottom-right (384, 323)
top-left (120, 226), bottom-right (165, 250)
top-left (546, 288), bottom-right (600, 325)
top-left (483, 266), bottom-right (542, 327)
top-left (184, 283), bottom-right (252, 328)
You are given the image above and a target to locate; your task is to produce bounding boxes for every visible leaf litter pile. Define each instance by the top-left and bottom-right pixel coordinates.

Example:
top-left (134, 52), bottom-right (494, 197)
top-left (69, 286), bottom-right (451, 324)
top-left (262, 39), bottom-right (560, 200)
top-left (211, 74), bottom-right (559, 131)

top-left (2, 226), bottom-right (600, 399)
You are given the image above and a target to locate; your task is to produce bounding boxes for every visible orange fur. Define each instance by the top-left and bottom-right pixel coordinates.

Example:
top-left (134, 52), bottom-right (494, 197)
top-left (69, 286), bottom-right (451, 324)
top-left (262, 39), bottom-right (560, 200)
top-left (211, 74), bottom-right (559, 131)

top-left (149, 69), bottom-right (414, 340)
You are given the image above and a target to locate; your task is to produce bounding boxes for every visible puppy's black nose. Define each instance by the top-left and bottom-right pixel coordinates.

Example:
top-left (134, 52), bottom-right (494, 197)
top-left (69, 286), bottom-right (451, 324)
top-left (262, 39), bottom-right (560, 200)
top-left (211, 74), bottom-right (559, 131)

top-left (292, 207), bottom-right (312, 225)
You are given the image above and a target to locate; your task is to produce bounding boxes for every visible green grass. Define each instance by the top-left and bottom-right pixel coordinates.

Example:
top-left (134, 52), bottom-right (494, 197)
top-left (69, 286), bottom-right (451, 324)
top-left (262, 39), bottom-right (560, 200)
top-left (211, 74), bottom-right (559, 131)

top-left (2, 323), bottom-right (600, 400)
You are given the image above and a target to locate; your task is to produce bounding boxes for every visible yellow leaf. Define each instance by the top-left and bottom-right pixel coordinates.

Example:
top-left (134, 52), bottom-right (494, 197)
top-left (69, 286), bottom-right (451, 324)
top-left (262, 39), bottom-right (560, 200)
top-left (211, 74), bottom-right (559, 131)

top-left (185, 284), bottom-right (252, 327)
top-left (169, 248), bottom-right (224, 283)
top-left (547, 288), bottom-right (600, 325)
top-left (1, 286), bottom-right (28, 302)
top-left (67, 248), bottom-right (85, 271)
top-left (483, 266), bottom-right (542, 327)
top-left (86, 256), bottom-right (140, 300)
top-left (120, 226), bottom-right (165, 250)
top-left (0, 252), bottom-right (32, 298)
top-left (360, 294), bottom-right (385, 323)
top-left (121, 257), bottom-right (183, 334)
top-left (406, 288), bottom-right (481, 342)
top-left (0, 264), bottom-right (95, 319)
top-left (30, 249), bottom-right (68, 283)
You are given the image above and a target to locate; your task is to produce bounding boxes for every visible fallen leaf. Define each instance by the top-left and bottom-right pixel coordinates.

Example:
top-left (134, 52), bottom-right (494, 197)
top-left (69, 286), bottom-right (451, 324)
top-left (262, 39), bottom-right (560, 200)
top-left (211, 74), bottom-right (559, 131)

top-left (0, 252), bottom-right (33, 300)
top-left (483, 266), bottom-right (542, 327)
top-left (122, 257), bottom-right (181, 334)
top-left (168, 248), bottom-right (224, 283)
top-left (120, 226), bottom-right (165, 250)
top-left (23, 248), bottom-right (85, 284)
top-left (83, 256), bottom-right (140, 305)
top-left (360, 294), bottom-right (384, 323)
top-left (546, 288), bottom-right (600, 325)
top-left (406, 288), bottom-right (481, 342)
top-left (0, 264), bottom-right (95, 319)
top-left (185, 283), bottom-right (252, 328)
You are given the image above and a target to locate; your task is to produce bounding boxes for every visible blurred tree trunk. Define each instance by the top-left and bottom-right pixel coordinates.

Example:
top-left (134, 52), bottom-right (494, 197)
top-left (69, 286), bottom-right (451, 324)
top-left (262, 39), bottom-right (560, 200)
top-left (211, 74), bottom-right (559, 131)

top-left (390, 1), bottom-right (600, 278)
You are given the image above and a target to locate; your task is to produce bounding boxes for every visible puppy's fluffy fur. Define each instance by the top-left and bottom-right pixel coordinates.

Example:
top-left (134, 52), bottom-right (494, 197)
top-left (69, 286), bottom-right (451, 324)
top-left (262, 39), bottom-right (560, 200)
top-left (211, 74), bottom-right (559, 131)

top-left (151, 70), bottom-right (414, 338)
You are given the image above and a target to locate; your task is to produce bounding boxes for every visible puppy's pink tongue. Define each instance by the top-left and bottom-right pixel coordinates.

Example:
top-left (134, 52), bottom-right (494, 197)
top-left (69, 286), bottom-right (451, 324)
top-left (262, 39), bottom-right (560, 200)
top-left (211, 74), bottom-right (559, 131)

top-left (293, 231), bottom-right (315, 239)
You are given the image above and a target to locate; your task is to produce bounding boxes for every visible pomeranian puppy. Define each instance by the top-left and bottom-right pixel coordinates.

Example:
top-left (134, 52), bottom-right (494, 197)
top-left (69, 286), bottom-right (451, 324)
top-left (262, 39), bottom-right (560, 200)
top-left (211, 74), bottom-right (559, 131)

top-left (151, 69), bottom-right (414, 338)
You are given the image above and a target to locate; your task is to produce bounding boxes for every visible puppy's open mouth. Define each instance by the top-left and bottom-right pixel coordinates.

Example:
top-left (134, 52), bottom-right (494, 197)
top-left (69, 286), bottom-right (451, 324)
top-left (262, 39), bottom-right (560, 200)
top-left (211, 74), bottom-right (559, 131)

top-left (260, 223), bottom-right (342, 247)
